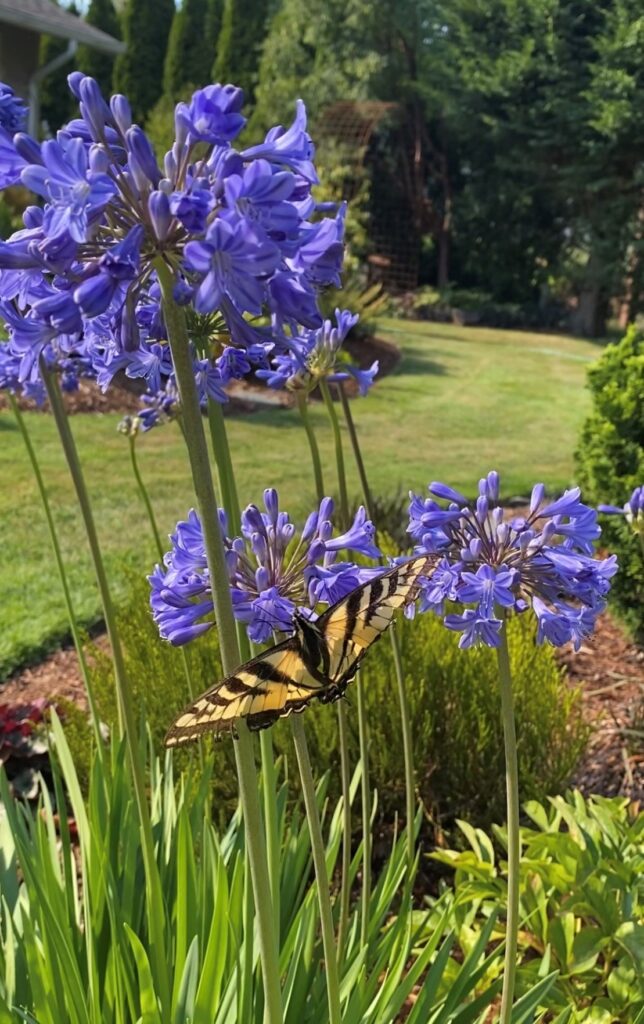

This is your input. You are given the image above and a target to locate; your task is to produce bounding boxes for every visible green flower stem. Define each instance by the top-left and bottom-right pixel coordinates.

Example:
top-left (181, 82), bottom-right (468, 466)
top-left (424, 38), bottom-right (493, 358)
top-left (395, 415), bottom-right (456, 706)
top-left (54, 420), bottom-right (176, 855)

top-left (9, 394), bottom-right (103, 755)
top-left (496, 615), bottom-right (520, 1024)
top-left (155, 259), bottom-right (283, 1024)
top-left (337, 385), bottom-right (372, 516)
top-left (207, 398), bottom-right (281, 935)
top-left (128, 434), bottom-right (200, 720)
top-left (337, 382), bottom-right (416, 868)
top-left (296, 392), bottom-right (352, 955)
top-left (356, 682), bottom-right (371, 948)
top-left (128, 434), bottom-right (164, 556)
top-left (319, 380), bottom-right (349, 526)
top-left (41, 365), bottom-right (170, 1015)
top-left (291, 715), bottom-right (342, 1024)
top-left (319, 378), bottom-right (372, 941)
top-left (296, 393), bottom-right (325, 503)
top-left (335, 698), bottom-right (352, 960)
top-left (207, 398), bottom-right (241, 533)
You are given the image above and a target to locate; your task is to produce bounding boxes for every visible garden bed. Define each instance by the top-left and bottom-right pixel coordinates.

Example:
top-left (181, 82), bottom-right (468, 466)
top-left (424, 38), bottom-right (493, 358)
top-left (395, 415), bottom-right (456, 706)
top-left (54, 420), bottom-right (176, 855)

top-left (0, 334), bottom-right (402, 415)
top-left (3, 611), bottom-right (641, 802)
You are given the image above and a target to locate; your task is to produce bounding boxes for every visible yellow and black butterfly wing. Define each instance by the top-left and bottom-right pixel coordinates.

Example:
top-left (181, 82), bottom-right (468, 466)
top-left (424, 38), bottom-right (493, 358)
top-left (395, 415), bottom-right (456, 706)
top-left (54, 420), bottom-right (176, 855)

top-left (318, 555), bottom-right (433, 691)
top-left (164, 638), bottom-right (323, 747)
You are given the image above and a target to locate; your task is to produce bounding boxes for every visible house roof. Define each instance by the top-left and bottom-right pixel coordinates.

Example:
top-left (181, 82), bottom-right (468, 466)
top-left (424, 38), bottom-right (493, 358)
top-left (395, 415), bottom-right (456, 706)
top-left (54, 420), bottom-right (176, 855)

top-left (0, 0), bottom-right (125, 55)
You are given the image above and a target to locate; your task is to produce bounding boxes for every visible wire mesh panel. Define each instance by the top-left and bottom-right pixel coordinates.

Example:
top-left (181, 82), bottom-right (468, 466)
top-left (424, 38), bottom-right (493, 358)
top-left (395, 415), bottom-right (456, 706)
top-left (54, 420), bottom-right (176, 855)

top-left (316, 101), bottom-right (419, 292)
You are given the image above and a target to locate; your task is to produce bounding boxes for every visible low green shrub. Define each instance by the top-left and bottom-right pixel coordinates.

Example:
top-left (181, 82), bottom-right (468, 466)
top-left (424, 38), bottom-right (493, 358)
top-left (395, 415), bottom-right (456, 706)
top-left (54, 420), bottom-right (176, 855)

top-left (433, 791), bottom-right (644, 1020)
top-left (78, 575), bottom-right (587, 833)
top-left (303, 609), bottom-right (588, 831)
top-left (575, 326), bottom-right (644, 640)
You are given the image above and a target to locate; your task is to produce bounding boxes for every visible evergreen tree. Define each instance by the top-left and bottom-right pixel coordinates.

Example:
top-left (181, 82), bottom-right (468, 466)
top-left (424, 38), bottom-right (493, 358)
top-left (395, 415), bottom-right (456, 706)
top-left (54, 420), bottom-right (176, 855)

top-left (164, 0), bottom-right (212, 98)
top-left (212, 0), bottom-right (271, 105)
top-left (39, 1), bottom-right (80, 134)
top-left (114, 0), bottom-right (174, 122)
top-left (204, 0), bottom-right (224, 56)
top-left (76, 0), bottom-right (121, 96)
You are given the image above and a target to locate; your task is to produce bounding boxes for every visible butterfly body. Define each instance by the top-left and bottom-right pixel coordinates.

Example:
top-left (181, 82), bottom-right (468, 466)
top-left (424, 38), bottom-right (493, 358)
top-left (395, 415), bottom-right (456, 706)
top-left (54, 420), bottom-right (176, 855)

top-left (165, 555), bottom-right (433, 746)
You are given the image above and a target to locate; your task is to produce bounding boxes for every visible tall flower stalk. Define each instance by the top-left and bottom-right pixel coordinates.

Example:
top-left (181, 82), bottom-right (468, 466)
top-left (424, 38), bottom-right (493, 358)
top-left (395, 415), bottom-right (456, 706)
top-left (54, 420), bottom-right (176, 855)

top-left (296, 391), bottom-right (352, 957)
top-left (496, 615), bottom-right (520, 1024)
top-left (337, 382), bottom-right (417, 869)
top-left (318, 378), bottom-right (373, 937)
top-left (206, 394), bottom-right (281, 934)
top-left (9, 394), bottom-right (104, 757)
top-left (40, 365), bottom-right (170, 1014)
top-left (407, 471), bottom-right (617, 1018)
top-left (155, 261), bottom-right (284, 1024)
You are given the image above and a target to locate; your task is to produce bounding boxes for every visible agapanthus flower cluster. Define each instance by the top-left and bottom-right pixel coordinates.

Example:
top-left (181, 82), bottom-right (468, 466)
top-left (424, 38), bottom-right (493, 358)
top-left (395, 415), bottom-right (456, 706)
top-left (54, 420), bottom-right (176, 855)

top-left (407, 471), bottom-right (617, 650)
top-left (599, 485), bottom-right (644, 535)
top-left (257, 307), bottom-right (378, 396)
top-left (0, 74), bottom-right (348, 407)
top-left (149, 489), bottom-right (381, 645)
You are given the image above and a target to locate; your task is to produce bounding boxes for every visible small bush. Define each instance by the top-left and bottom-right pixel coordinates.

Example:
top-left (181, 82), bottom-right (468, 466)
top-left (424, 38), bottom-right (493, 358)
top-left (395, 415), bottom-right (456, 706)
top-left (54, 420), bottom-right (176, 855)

top-left (74, 573), bottom-right (588, 834)
top-left (302, 610), bottom-right (588, 831)
top-left (575, 326), bottom-right (644, 640)
top-left (434, 791), bottom-right (644, 1019)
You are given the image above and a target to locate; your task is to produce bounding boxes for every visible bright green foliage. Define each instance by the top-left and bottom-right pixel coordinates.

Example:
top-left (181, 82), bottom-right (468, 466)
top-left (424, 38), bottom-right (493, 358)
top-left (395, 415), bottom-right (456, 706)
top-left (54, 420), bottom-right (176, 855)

top-left (81, 576), bottom-right (587, 832)
top-left (575, 326), bottom-right (644, 639)
top-left (0, 713), bottom-right (516, 1022)
top-left (301, 610), bottom-right (588, 830)
top-left (113, 0), bottom-right (174, 122)
top-left (38, 3), bottom-right (80, 133)
top-left (76, 0), bottom-right (121, 96)
top-left (434, 791), bottom-right (644, 1019)
top-left (212, 0), bottom-right (270, 107)
top-left (164, 0), bottom-right (213, 99)
top-left (250, 0), bottom-right (383, 134)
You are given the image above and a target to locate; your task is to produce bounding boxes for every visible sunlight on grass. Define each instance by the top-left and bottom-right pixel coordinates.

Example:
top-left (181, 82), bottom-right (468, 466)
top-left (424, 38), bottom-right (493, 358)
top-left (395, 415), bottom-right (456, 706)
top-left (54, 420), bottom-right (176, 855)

top-left (0, 319), bottom-right (603, 677)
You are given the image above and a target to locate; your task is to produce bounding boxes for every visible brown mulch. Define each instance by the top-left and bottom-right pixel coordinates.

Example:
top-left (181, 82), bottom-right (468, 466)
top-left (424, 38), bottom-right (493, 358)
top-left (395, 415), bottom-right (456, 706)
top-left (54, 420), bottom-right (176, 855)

top-left (561, 613), bottom-right (644, 800)
top-left (2, 610), bottom-right (642, 801)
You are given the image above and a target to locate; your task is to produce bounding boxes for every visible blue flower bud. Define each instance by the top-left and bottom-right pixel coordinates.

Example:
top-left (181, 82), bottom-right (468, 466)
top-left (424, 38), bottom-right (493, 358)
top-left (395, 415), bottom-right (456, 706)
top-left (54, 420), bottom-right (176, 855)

top-left (13, 132), bottom-right (42, 164)
top-left (126, 126), bottom-right (160, 186)
top-left (110, 94), bottom-right (132, 134)
top-left (148, 190), bottom-right (171, 240)
top-left (67, 71), bottom-right (85, 99)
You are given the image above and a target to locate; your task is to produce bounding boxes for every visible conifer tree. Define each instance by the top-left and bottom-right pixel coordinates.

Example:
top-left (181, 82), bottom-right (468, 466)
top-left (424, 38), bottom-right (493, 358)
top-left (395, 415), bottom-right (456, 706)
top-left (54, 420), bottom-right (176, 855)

top-left (164, 0), bottom-right (212, 98)
top-left (204, 0), bottom-right (224, 57)
top-left (39, 1), bottom-right (80, 133)
top-left (114, 0), bottom-right (174, 122)
top-left (76, 0), bottom-right (121, 97)
top-left (212, 0), bottom-right (270, 105)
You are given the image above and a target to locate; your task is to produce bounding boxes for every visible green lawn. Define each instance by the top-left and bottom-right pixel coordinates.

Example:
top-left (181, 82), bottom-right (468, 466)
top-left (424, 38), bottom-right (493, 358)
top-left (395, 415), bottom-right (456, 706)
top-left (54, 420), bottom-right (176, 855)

top-left (1, 318), bottom-right (604, 679)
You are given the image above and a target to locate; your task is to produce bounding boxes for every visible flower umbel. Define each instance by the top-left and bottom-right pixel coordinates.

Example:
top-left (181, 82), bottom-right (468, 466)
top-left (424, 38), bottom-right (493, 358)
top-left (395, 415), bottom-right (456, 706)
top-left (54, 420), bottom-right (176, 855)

top-left (408, 471), bottom-right (617, 649)
top-left (150, 490), bottom-right (382, 645)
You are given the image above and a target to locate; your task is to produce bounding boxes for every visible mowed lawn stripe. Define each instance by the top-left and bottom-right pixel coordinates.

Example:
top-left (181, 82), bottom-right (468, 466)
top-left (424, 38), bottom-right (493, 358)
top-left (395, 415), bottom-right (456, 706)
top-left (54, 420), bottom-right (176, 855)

top-left (0, 320), bottom-right (603, 678)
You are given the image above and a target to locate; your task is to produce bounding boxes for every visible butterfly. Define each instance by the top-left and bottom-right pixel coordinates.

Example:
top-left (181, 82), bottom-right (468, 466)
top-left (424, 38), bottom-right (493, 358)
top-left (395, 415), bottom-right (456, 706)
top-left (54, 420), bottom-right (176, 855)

top-left (164, 554), bottom-right (435, 747)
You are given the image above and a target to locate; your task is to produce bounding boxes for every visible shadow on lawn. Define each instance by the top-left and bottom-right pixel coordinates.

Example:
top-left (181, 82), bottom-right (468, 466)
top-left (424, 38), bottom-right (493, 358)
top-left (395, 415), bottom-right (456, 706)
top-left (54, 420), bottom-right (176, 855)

top-left (398, 347), bottom-right (449, 377)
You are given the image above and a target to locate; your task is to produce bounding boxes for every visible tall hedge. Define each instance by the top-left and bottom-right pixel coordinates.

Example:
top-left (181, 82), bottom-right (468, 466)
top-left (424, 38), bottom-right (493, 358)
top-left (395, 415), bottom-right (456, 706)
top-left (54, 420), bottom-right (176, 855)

top-left (113, 0), bottom-right (174, 122)
top-left (575, 326), bottom-right (644, 639)
top-left (164, 0), bottom-right (212, 98)
top-left (212, 0), bottom-right (270, 105)
top-left (76, 0), bottom-right (121, 97)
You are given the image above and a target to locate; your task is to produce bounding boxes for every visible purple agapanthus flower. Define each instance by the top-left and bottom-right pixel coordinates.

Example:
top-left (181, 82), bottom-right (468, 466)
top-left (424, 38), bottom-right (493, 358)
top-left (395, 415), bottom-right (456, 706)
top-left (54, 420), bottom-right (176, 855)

top-left (0, 84), bottom-right (26, 134)
top-left (257, 308), bottom-right (378, 396)
top-left (0, 74), bottom-right (354, 410)
top-left (150, 490), bottom-right (382, 645)
top-left (408, 472), bottom-right (617, 650)
top-left (599, 485), bottom-right (644, 531)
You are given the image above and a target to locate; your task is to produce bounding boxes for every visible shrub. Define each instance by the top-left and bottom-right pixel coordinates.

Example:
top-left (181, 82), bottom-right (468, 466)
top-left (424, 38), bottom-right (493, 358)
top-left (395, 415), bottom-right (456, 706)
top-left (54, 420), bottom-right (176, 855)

top-left (302, 609), bottom-right (588, 831)
top-left (77, 574), bottom-right (587, 833)
top-left (434, 791), bottom-right (644, 1019)
top-left (575, 326), bottom-right (644, 640)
